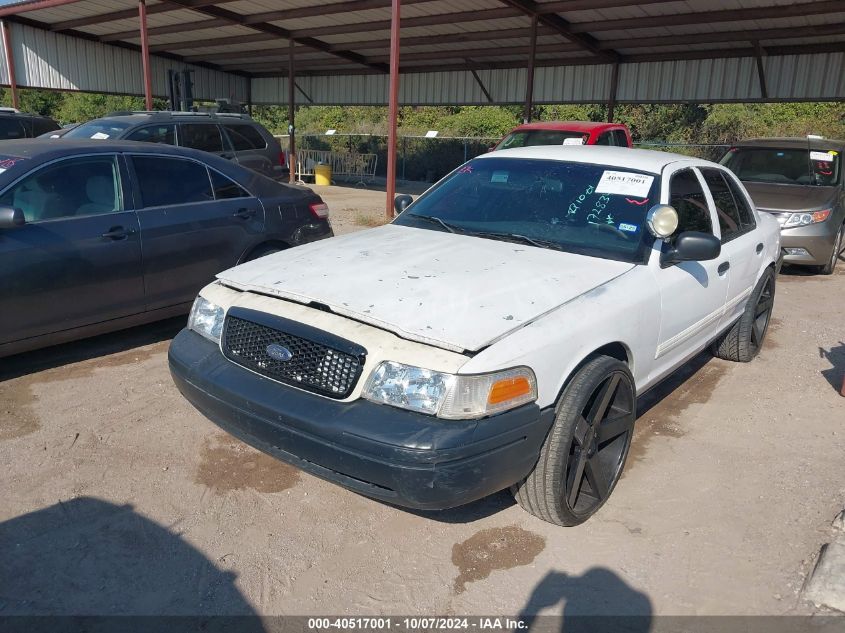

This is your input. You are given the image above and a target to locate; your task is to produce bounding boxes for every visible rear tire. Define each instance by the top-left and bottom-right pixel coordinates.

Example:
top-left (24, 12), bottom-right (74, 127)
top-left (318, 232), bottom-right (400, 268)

top-left (513, 355), bottom-right (635, 527)
top-left (819, 223), bottom-right (844, 275)
top-left (711, 267), bottom-right (775, 362)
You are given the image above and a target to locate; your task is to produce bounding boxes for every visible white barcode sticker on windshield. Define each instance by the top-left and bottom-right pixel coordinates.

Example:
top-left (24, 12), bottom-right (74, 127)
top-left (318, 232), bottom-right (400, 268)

top-left (563, 137), bottom-right (584, 146)
top-left (90, 132), bottom-right (109, 139)
top-left (810, 151), bottom-right (835, 162)
top-left (595, 171), bottom-right (654, 198)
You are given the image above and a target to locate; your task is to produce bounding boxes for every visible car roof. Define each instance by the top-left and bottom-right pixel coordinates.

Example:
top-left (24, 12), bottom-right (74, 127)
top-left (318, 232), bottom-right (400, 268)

top-left (475, 145), bottom-right (708, 174)
top-left (731, 137), bottom-right (845, 151)
top-left (0, 138), bottom-right (223, 161)
top-left (508, 121), bottom-right (628, 134)
top-left (0, 110), bottom-right (56, 120)
top-left (90, 112), bottom-right (255, 125)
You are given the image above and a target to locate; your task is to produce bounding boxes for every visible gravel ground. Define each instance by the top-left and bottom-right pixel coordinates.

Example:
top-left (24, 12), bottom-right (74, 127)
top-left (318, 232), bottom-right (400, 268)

top-left (1, 185), bottom-right (844, 618)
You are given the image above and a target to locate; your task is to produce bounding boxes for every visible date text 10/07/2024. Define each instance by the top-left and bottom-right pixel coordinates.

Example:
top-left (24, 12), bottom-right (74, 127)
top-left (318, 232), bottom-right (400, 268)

top-left (307, 618), bottom-right (529, 631)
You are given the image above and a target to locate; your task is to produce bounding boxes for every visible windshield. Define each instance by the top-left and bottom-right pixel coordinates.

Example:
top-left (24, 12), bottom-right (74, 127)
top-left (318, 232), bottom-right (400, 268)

top-left (392, 157), bottom-right (659, 264)
top-left (64, 119), bottom-right (132, 140)
top-left (720, 147), bottom-right (840, 186)
top-left (496, 130), bottom-right (589, 150)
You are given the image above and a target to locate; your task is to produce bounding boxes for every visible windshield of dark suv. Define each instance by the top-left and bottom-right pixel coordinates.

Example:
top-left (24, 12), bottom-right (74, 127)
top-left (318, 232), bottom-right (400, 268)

top-left (392, 157), bottom-right (659, 264)
top-left (720, 147), bottom-right (841, 186)
top-left (64, 119), bottom-right (132, 140)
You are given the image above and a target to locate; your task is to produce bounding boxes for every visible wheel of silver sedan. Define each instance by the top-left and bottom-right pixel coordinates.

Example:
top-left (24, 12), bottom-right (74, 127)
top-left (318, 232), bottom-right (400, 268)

top-left (513, 355), bottom-right (635, 526)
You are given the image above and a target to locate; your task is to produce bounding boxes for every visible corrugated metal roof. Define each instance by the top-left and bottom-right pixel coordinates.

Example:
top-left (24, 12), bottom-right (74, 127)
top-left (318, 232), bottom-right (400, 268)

top-left (0, 0), bottom-right (843, 105)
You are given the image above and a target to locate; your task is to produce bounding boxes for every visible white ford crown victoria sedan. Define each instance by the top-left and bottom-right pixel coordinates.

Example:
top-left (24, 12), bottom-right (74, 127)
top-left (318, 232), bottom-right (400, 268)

top-left (169, 146), bottom-right (781, 526)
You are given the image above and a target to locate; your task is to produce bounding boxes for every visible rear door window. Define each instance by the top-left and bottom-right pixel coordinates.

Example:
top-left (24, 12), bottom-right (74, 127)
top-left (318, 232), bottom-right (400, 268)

top-left (669, 169), bottom-right (712, 235)
top-left (224, 124), bottom-right (266, 151)
top-left (595, 132), bottom-right (613, 146)
top-left (210, 170), bottom-right (249, 199)
top-left (612, 130), bottom-right (629, 147)
top-left (126, 124), bottom-right (176, 145)
top-left (723, 174), bottom-right (757, 230)
top-left (701, 168), bottom-right (746, 242)
top-left (0, 118), bottom-right (26, 140)
top-left (179, 124), bottom-right (224, 153)
top-left (131, 156), bottom-right (213, 207)
top-left (30, 118), bottom-right (60, 137)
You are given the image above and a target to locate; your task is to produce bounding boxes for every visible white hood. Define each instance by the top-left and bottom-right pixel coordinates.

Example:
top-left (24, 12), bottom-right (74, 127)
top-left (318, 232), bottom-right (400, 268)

top-left (218, 225), bottom-right (634, 353)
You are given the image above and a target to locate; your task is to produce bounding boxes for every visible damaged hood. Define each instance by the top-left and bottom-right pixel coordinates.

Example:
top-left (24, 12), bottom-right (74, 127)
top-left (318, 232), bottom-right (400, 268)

top-left (218, 224), bottom-right (634, 353)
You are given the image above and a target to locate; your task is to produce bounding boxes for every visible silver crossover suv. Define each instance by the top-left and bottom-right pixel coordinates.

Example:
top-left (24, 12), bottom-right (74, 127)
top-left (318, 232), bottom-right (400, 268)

top-left (721, 137), bottom-right (845, 274)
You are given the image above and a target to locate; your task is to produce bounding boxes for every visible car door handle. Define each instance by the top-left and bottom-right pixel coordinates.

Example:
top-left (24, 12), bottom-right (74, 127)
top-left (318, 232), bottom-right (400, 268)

top-left (718, 261), bottom-right (730, 275)
top-left (233, 208), bottom-right (255, 220)
top-left (756, 242), bottom-right (764, 254)
top-left (101, 226), bottom-right (131, 240)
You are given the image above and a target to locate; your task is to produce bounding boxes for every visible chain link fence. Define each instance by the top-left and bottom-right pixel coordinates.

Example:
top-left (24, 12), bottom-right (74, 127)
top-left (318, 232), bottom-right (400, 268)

top-left (279, 133), bottom-right (731, 185)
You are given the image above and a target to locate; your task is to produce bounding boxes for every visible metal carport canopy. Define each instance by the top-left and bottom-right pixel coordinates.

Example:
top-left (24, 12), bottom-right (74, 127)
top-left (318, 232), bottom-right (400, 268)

top-left (0, 0), bottom-right (843, 106)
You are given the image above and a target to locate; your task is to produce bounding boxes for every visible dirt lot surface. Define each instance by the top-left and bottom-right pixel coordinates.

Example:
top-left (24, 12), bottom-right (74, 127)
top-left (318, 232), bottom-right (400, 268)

top-left (2, 185), bottom-right (844, 618)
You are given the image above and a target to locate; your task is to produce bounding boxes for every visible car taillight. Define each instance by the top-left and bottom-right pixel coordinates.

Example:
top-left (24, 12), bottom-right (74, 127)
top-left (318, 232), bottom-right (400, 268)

top-left (309, 202), bottom-right (329, 219)
top-left (279, 151), bottom-right (286, 167)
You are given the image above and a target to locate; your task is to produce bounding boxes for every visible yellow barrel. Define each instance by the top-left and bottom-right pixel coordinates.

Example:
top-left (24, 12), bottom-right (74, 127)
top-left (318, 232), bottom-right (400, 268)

top-left (314, 163), bottom-right (332, 186)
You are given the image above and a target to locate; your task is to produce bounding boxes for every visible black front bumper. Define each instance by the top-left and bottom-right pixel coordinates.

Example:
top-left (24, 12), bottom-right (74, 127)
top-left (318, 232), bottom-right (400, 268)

top-left (169, 329), bottom-right (554, 510)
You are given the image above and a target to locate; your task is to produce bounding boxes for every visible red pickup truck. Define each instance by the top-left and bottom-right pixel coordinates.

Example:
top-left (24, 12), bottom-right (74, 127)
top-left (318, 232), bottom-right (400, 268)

top-left (493, 121), bottom-right (633, 150)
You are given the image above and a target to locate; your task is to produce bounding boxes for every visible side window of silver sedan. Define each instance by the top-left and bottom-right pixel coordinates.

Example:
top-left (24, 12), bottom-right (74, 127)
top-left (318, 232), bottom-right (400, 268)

top-left (668, 169), bottom-right (713, 235)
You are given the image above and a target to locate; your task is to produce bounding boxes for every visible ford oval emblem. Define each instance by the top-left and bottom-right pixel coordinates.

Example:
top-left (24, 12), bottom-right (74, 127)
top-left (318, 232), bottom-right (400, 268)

top-left (266, 343), bottom-right (293, 362)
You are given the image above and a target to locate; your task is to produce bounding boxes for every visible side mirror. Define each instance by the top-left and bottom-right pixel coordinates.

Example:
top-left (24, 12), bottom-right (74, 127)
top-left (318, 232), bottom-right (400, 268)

top-left (0, 206), bottom-right (25, 229)
top-left (393, 194), bottom-right (413, 215)
top-left (661, 231), bottom-right (721, 266)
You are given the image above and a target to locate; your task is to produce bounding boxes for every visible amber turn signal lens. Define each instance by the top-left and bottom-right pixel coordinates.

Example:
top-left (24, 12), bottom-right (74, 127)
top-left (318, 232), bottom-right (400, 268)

top-left (488, 376), bottom-right (532, 405)
top-left (813, 209), bottom-right (831, 223)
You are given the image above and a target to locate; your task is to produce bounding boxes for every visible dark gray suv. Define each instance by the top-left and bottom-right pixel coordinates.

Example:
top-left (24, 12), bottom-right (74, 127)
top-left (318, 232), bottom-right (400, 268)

top-left (0, 107), bottom-right (60, 140)
top-left (61, 111), bottom-right (288, 181)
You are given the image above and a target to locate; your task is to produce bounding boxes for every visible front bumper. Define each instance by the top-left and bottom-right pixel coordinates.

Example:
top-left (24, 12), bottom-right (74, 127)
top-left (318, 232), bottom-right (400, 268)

top-left (779, 222), bottom-right (838, 266)
top-left (169, 329), bottom-right (554, 510)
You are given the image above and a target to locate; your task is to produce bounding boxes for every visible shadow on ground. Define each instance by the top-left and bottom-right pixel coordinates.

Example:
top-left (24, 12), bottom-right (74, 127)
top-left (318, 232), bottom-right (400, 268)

top-left (819, 341), bottom-right (845, 394)
top-left (518, 569), bottom-right (653, 632)
top-left (0, 317), bottom-right (185, 382)
top-left (0, 497), bottom-right (262, 628)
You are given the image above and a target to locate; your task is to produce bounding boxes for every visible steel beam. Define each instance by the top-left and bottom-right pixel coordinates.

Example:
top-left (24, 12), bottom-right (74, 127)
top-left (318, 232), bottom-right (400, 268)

top-left (524, 14), bottom-right (538, 122)
top-left (163, 0), bottom-right (388, 73)
top-left (139, 0), bottom-right (154, 109)
top-left (51, 0), bottom-right (234, 32)
top-left (386, 0), bottom-right (400, 219)
top-left (753, 40), bottom-right (768, 100)
top-left (572, 0), bottom-right (845, 33)
top-left (1, 20), bottom-right (19, 109)
top-left (288, 38), bottom-right (296, 185)
top-left (0, 0), bottom-right (83, 18)
top-left (607, 61), bottom-right (619, 122)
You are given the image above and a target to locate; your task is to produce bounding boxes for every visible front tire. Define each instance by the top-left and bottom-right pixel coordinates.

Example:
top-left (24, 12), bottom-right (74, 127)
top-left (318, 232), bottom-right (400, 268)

top-left (819, 222), bottom-right (844, 275)
top-left (513, 356), bottom-right (635, 527)
top-left (711, 267), bottom-right (775, 362)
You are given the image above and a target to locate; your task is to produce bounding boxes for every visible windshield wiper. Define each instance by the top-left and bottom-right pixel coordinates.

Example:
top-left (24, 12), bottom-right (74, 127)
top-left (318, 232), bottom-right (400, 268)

top-left (406, 213), bottom-right (459, 234)
top-left (472, 231), bottom-right (564, 251)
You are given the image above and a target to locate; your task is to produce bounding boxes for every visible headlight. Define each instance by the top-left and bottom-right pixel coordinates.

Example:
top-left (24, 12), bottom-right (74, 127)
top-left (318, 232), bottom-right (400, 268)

top-left (783, 209), bottom-right (831, 228)
top-left (362, 361), bottom-right (537, 420)
top-left (188, 296), bottom-right (225, 343)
